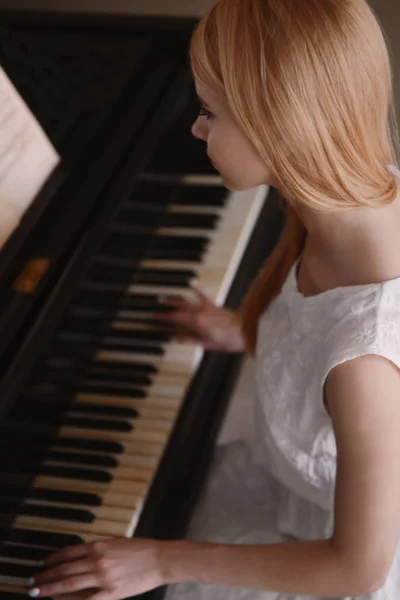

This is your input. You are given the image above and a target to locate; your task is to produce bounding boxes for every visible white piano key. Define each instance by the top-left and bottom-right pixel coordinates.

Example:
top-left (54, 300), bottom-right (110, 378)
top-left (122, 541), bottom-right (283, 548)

top-left (7, 181), bottom-right (269, 553)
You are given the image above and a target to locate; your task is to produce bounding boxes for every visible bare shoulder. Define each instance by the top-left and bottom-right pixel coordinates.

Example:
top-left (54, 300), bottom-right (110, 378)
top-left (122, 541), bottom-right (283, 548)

top-left (324, 353), bottom-right (400, 423)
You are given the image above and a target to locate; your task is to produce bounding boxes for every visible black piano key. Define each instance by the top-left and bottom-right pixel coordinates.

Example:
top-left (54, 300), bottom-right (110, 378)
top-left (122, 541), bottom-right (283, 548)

top-left (29, 368), bottom-right (152, 388)
top-left (85, 369), bottom-right (154, 387)
top-left (54, 437), bottom-right (124, 454)
top-left (68, 404), bottom-right (138, 419)
top-left (49, 334), bottom-right (165, 356)
top-left (60, 339), bottom-right (164, 356)
top-left (84, 369), bottom-right (155, 383)
top-left (86, 265), bottom-right (195, 287)
top-left (64, 415), bottom-right (133, 432)
top-left (0, 500), bottom-right (94, 524)
top-left (102, 233), bottom-right (208, 255)
top-left (25, 379), bottom-right (148, 399)
top-left (46, 357), bottom-right (158, 375)
top-left (48, 449), bottom-right (118, 468)
top-left (86, 263), bottom-right (137, 284)
top-left (83, 374), bottom-right (151, 388)
top-left (68, 309), bottom-right (168, 324)
top-left (31, 488), bottom-right (102, 507)
top-left (108, 327), bottom-right (172, 342)
top-left (13, 409), bottom-right (134, 434)
top-left (45, 356), bottom-right (79, 369)
top-left (132, 269), bottom-right (194, 287)
top-left (5, 528), bottom-right (83, 547)
top-left (128, 181), bottom-right (176, 205)
top-left (174, 185), bottom-right (228, 206)
top-left (145, 248), bottom-right (204, 261)
top-left (87, 255), bottom-right (195, 280)
top-left (88, 360), bottom-right (158, 375)
top-left (0, 484), bottom-right (101, 507)
top-left (0, 594), bottom-right (30, 600)
top-left (128, 183), bottom-right (227, 207)
top-left (161, 212), bottom-right (219, 229)
top-left (56, 328), bottom-right (171, 344)
top-left (153, 234), bottom-right (209, 249)
top-left (41, 464), bottom-right (112, 482)
top-left (78, 384), bottom-right (146, 398)
top-left (118, 208), bottom-right (219, 230)
top-left (0, 561), bottom-right (39, 579)
top-left (23, 504), bottom-right (95, 523)
top-left (83, 372), bottom-right (152, 387)
top-left (118, 200), bottom-right (165, 215)
top-left (0, 461), bottom-right (111, 483)
top-left (109, 329), bottom-right (172, 342)
top-left (101, 343), bottom-right (164, 355)
top-left (45, 339), bottom-right (164, 360)
top-left (110, 223), bottom-right (209, 239)
top-left (75, 290), bottom-right (164, 309)
top-left (58, 319), bottom-right (119, 335)
top-left (1, 543), bottom-right (50, 562)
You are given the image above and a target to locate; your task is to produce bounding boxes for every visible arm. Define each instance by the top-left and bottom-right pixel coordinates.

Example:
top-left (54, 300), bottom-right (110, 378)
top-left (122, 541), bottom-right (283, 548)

top-left (164, 353), bottom-right (400, 596)
top-left (164, 537), bottom-right (365, 597)
top-left (31, 355), bottom-right (400, 599)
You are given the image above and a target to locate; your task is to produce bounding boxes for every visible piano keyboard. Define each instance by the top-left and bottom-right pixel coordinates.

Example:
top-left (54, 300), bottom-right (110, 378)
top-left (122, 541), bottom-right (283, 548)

top-left (0, 173), bottom-right (268, 598)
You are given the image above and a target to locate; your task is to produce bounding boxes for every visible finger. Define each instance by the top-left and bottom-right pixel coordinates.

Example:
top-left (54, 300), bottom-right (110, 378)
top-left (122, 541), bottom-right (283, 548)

top-left (174, 335), bottom-right (220, 351)
top-left (28, 573), bottom-right (98, 598)
top-left (88, 591), bottom-right (112, 600)
top-left (152, 310), bottom-right (182, 321)
top-left (153, 312), bottom-right (196, 329)
top-left (189, 282), bottom-right (213, 305)
top-left (33, 558), bottom-right (91, 586)
top-left (174, 334), bottom-right (202, 344)
top-left (157, 297), bottom-right (198, 311)
top-left (157, 296), bottom-right (187, 306)
top-left (43, 543), bottom-right (90, 568)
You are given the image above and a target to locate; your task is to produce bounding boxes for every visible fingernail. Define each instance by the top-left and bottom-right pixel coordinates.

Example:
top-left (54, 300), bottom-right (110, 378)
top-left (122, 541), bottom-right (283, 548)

top-left (28, 588), bottom-right (40, 597)
top-left (27, 577), bottom-right (35, 587)
top-left (189, 278), bottom-right (198, 287)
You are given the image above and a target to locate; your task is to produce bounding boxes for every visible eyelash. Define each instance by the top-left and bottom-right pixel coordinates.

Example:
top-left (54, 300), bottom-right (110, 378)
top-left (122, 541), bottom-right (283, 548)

top-left (199, 104), bottom-right (213, 120)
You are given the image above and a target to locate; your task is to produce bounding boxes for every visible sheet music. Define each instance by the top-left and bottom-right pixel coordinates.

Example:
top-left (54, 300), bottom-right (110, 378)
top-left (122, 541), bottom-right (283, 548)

top-left (0, 65), bottom-right (60, 248)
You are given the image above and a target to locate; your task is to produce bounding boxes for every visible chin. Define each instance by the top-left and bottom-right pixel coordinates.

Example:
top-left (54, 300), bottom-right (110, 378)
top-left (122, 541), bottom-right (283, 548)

top-left (223, 179), bottom-right (259, 192)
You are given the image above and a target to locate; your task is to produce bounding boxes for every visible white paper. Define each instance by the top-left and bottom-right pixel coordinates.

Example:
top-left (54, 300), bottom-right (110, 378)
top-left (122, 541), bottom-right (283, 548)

top-left (0, 65), bottom-right (60, 247)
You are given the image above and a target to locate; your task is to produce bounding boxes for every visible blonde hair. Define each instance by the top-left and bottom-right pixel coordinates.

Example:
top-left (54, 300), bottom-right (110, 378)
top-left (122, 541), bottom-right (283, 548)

top-left (189, 0), bottom-right (400, 355)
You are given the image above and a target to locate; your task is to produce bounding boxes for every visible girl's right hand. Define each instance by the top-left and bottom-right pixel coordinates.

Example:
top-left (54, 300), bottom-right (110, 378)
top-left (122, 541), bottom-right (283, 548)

top-left (153, 282), bottom-right (245, 353)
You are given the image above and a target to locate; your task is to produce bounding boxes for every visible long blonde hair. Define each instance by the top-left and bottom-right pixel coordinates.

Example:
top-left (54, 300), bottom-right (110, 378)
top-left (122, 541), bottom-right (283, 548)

top-left (189, 0), bottom-right (400, 355)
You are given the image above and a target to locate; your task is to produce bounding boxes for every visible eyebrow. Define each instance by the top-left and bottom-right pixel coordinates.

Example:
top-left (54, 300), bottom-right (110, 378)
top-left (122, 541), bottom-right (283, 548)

top-left (196, 93), bottom-right (211, 107)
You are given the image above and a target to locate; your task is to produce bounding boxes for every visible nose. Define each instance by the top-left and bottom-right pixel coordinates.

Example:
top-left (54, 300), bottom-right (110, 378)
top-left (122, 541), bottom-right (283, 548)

top-left (191, 116), bottom-right (207, 142)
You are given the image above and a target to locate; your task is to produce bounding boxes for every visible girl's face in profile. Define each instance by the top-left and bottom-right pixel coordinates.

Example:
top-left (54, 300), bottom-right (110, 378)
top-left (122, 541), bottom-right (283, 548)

top-left (191, 81), bottom-right (276, 191)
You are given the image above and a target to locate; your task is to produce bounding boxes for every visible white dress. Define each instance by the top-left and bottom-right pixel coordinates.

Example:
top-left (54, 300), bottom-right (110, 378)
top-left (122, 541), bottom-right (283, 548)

top-left (164, 166), bottom-right (400, 600)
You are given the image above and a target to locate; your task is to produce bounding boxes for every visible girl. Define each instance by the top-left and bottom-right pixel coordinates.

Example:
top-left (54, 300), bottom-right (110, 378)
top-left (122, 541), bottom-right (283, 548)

top-left (29, 0), bottom-right (400, 598)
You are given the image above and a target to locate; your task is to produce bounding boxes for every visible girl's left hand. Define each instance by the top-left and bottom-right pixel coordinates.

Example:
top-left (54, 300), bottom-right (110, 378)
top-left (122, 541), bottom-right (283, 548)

top-left (29, 537), bottom-right (173, 600)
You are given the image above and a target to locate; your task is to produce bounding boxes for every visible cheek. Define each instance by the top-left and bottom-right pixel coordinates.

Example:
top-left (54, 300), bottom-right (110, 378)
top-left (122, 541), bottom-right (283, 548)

top-left (207, 124), bottom-right (269, 189)
top-left (208, 127), bottom-right (239, 167)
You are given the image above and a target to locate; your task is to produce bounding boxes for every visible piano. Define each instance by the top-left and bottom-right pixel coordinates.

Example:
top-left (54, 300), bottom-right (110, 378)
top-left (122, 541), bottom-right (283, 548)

top-left (0, 8), bottom-right (285, 600)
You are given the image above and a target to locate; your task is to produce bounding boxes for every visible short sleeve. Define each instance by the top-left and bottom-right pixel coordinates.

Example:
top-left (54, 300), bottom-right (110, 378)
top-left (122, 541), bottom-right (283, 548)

top-left (320, 282), bottom-right (400, 413)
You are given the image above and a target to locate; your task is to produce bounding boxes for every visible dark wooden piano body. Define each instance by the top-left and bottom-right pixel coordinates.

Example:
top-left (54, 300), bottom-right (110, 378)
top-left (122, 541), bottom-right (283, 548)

top-left (0, 10), bottom-right (285, 600)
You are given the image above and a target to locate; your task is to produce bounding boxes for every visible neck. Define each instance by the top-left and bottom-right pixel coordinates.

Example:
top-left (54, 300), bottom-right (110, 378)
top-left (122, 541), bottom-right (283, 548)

top-left (294, 188), bottom-right (400, 285)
